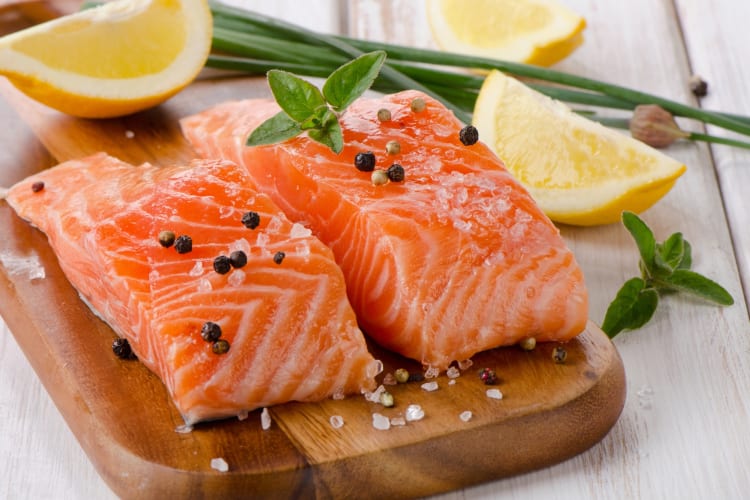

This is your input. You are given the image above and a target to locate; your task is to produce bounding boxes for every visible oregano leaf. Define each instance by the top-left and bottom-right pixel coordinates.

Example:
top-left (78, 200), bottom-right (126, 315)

top-left (323, 51), bottom-right (386, 112)
top-left (659, 269), bottom-right (734, 305)
top-left (654, 232), bottom-right (684, 274)
top-left (677, 239), bottom-right (692, 269)
top-left (246, 111), bottom-right (302, 147)
top-left (308, 113), bottom-right (343, 153)
top-left (622, 211), bottom-right (656, 276)
top-left (267, 70), bottom-right (326, 122)
top-left (601, 277), bottom-right (659, 338)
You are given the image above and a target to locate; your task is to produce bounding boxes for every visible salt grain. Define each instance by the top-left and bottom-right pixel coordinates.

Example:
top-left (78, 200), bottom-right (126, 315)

top-left (446, 366), bottom-right (461, 379)
top-left (382, 372), bottom-right (397, 385)
top-left (237, 410), bottom-right (249, 421)
top-left (174, 424), bottom-right (193, 434)
top-left (290, 222), bottom-right (312, 238)
top-left (421, 381), bottom-right (439, 392)
top-left (125, 130), bottom-right (135, 139)
top-left (364, 385), bottom-right (386, 403)
top-left (261, 408), bottom-right (272, 430)
top-left (458, 359), bottom-right (473, 370)
top-left (197, 278), bottom-right (212, 292)
top-left (188, 261), bottom-right (203, 277)
top-left (424, 366), bottom-right (440, 379)
top-left (459, 411), bottom-right (473, 422)
top-left (372, 413), bottom-right (391, 430)
top-left (390, 417), bottom-right (406, 426)
top-left (227, 269), bottom-right (246, 287)
top-left (210, 458), bottom-right (229, 472)
top-left (329, 415), bottom-right (344, 429)
top-left (486, 388), bottom-right (503, 400)
top-left (448, 379), bottom-right (456, 386)
top-left (405, 404), bottom-right (425, 422)
top-left (637, 385), bottom-right (654, 409)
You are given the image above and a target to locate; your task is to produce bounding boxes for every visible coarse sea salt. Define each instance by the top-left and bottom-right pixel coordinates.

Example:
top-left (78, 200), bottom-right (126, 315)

top-left (174, 424), bottom-right (193, 434)
top-left (459, 411), bottom-right (473, 422)
top-left (458, 359), bottom-right (473, 371)
top-left (405, 404), bottom-right (425, 422)
top-left (237, 410), bottom-right (249, 421)
top-left (188, 261), bottom-right (203, 277)
top-left (421, 381), bottom-right (439, 392)
top-left (382, 372), bottom-right (397, 385)
top-left (227, 269), bottom-right (246, 287)
top-left (364, 385), bottom-right (386, 403)
top-left (372, 413), bottom-right (390, 430)
top-left (486, 388), bottom-right (503, 400)
top-left (446, 366), bottom-right (461, 379)
top-left (390, 417), bottom-right (406, 427)
top-left (329, 415), bottom-right (344, 429)
top-left (260, 408), bottom-right (272, 430)
top-left (210, 458), bottom-right (229, 472)
top-left (424, 366), bottom-right (440, 379)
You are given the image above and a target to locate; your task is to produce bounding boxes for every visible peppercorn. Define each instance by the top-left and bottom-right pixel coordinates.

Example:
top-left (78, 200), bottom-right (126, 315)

top-left (229, 250), bottom-right (247, 268)
top-left (158, 230), bottom-right (175, 248)
top-left (201, 321), bottom-right (222, 342)
top-left (273, 251), bottom-right (285, 265)
top-left (410, 97), bottom-right (426, 113)
top-left (552, 346), bottom-right (567, 364)
top-left (479, 367), bottom-right (498, 385)
top-left (689, 75), bottom-right (708, 97)
top-left (380, 391), bottom-right (395, 408)
top-left (519, 337), bottom-right (537, 351)
top-left (212, 339), bottom-right (230, 355)
top-left (354, 151), bottom-right (376, 172)
top-left (371, 169), bottom-right (389, 186)
top-left (386, 164), bottom-right (405, 182)
top-left (213, 255), bottom-right (232, 274)
top-left (112, 337), bottom-right (136, 359)
top-left (459, 125), bottom-right (479, 146)
top-left (31, 181), bottom-right (45, 193)
top-left (174, 235), bottom-right (192, 254)
top-left (241, 211), bottom-right (261, 229)
top-left (385, 140), bottom-right (401, 155)
top-left (377, 108), bottom-right (392, 122)
top-left (394, 368), bottom-right (410, 383)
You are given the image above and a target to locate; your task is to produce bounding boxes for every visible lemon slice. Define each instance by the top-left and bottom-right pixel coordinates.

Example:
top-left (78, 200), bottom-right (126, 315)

top-left (426, 0), bottom-right (585, 66)
top-left (473, 70), bottom-right (686, 226)
top-left (0, 0), bottom-right (212, 118)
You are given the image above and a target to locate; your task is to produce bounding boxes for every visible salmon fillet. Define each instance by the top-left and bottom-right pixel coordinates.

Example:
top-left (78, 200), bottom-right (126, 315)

top-left (4, 153), bottom-right (379, 424)
top-left (181, 90), bottom-right (589, 369)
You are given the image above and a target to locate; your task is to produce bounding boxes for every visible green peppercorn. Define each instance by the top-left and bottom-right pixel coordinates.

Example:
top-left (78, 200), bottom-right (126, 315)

top-left (410, 97), bottom-right (426, 113)
top-left (212, 339), bottom-right (230, 355)
top-left (229, 250), bottom-right (247, 268)
top-left (31, 181), bottom-right (45, 193)
top-left (174, 235), bottom-right (192, 254)
top-left (394, 368), bottom-right (410, 383)
top-left (354, 151), bottom-right (376, 172)
top-left (241, 211), bottom-right (261, 229)
top-left (371, 169), bottom-right (389, 186)
top-left (519, 337), bottom-right (537, 351)
top-left (552, 346), bottom-right (567, 364)
top-left (377, 108), bottom-right (391, 122)
top-left (380, 391), bottom-right (395, 408)
top-left (386, 164), bottom-right (405, 182)
top-left (385, 140), bottom-right (401, 155)
top-left (158, 230), bottom-right (175, 248)
top-left (213, 255), bottom-right (232, 274)
top-left (201, 321), bottom-right (222, 342)
top-left (273, 251), bottom-right (286, 265)
top-left (459, 125), bottom-right (479, 146)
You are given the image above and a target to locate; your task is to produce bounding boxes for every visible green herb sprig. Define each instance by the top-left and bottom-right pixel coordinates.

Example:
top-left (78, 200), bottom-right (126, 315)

top-left (247, 51), bottom-right (386, 153)
top-left (601, 212), bottom-right (734, 338)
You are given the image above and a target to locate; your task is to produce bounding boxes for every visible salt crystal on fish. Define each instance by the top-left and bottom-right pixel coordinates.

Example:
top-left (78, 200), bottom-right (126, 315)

top-left (188, 261), bottom-right (203, 277)
top-left (261, 408), bottom-right (271, 430)
top-left (210, 458), bottom-right (229, 472)
top-left (486, 388), bottom-right (503, 400)
top-left (446, 366), bottom-right (461, 379)
top-left (228, 269), bottom-right (245, 287)
top-left (290, 222), bottom-right (312, 238)
top-left (364, 385), bottom-right (386, 403)
top-left (458, 359), bottom-right (474, 371)
top-left (329, 415), bottom-right (344, 429)
top-left (424, 366), bottom-right (440, 379)
top-left (197, 278), bottom-right (212, 292)
top-left (372, 413), bottom-right (390, 430)
top-left (405, 404), bottom-right (424, 422)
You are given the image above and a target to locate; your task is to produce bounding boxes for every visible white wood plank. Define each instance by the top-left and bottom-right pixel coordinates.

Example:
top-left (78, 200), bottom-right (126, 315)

top-left (346, 0), bottom-right (750, 498)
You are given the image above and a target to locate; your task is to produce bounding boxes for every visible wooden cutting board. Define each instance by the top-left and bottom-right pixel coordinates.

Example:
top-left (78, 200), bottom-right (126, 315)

top-left (0, 75), bottom-right (626, 499)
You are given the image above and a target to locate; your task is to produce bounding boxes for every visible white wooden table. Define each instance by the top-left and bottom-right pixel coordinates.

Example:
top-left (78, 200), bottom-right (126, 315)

top-left (1, 0), bottom-right (749, 498)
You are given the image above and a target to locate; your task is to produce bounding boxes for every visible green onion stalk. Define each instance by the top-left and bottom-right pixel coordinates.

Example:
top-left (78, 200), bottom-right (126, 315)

top-left (207, 1), bottom-right (750, 150)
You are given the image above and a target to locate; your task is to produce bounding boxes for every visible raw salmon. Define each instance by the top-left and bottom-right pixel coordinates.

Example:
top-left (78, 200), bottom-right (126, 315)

top-left (4, 153), bottom-right (379, 424)
top-left (181, 90), bottom-right (589, 369)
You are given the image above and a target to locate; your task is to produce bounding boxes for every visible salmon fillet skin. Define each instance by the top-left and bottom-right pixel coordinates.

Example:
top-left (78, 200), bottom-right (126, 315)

top-left (181, 90), bottom-right (589, 369)
top-left (4, 153), bottom-right (380, 424)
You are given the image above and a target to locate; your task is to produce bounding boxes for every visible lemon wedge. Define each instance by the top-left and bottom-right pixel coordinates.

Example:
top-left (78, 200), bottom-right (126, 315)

top-left (473, 70), bottom-right (687, 226)
top-left (0, 0), bottom-right (212, 118)
top-left (426, 0), bottom-right (585, 66)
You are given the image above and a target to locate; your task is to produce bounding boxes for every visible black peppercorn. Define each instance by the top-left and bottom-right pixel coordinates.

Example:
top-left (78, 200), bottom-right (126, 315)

top-left (552, 346), bottom-right (567, 364)
top-left (689, 75), bottom-right (708, 97)
top-left (201, 321), bottom-right (222, 342)
top-left (229, 250), bottom-right (247, 268)
top-left (459, 125), bottom-right (479, 146)
top-left (112, 337), bottom-right (136, 359)
top-left (354, 151), bottom-right (376, 172)
top-left (213, 255), bottom-right (232, 274)
top-left (174, 235), bottom-right (192, 254)
top-left (212, 339), bottom-right (230, 355)
top-left (273, 251), bottom-right (286, 265)
top-left (387, 163), bottom-right (405, 182)
top-left (158, 230), bottom-right (175, 248)
top-left (241, 211), bottom-right (261, 229)
top-left (31, 181), bottom-right (45, 193)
